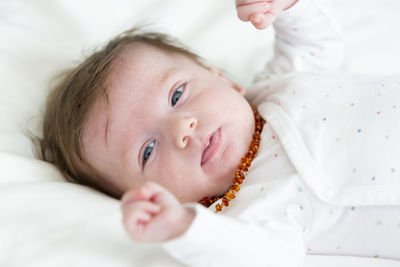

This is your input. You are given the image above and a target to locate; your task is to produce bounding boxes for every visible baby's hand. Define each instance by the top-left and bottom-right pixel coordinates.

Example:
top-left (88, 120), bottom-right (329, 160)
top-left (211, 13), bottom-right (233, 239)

top-left (121, 182), bottom-right (195, 242)
top-left (236, 0), bottom-right (298, 29)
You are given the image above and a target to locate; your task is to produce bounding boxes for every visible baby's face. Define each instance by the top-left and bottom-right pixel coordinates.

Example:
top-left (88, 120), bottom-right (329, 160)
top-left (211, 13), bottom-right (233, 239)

top-left (82, 44), bottom-right (255, 202)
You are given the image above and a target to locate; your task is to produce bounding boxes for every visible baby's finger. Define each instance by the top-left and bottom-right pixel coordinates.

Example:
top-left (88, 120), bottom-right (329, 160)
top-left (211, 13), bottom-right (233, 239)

top-left (236, 1), bottom-right (271, 22)
top-left (121, 181), bottom-right (178, 208)
top-left (121, 200), bottom-right (161, 216)
top-left (122, 202), bottom-right (161, 232)
top-left (121, 181), bottom-right (161, 205)
top-left (123, 208), bottom-right (151, 234)
top-left (250, 11), bottom-right (277, 30)
top-left (121, 187), bottom-right (143, 204)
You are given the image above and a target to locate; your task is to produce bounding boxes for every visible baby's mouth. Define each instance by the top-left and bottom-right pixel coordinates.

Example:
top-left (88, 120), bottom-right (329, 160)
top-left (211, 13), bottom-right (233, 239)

top-left (201, 128), bottom-right (221, 166)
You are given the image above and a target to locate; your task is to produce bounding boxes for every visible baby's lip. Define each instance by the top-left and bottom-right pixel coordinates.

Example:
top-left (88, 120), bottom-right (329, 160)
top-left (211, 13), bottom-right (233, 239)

top-left (200, 128), bottom-right (221, 166)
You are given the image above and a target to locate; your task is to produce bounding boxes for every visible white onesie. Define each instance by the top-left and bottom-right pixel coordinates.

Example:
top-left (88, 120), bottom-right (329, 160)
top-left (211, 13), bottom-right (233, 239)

top-left (162, 0), bottom-right (400, 266)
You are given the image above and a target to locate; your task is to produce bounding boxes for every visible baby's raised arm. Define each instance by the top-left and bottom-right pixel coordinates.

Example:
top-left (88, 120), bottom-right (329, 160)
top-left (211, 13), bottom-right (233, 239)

top-left (237, 0), bottom-right (343, 75)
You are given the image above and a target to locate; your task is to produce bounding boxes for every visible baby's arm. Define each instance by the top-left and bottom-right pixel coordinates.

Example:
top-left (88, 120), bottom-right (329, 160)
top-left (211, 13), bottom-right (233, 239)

top-left (121, 182), bottom-right (304, 267)
top-left (237, 0), bottom-right (343, 75)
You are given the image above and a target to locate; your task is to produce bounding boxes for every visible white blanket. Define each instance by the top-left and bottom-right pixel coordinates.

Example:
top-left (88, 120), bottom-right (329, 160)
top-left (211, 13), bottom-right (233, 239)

top-left (1, 0), bottom-right (400, 266)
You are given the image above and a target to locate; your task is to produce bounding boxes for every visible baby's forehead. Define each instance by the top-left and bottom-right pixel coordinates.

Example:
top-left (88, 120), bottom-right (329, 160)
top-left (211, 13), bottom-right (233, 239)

top-left (106, 45), bottom-right (200, 103)
top-left (108, 47), bottom-right (165, 89)
top-left (111, 43), bottom-right (199, 78)
top-left (114, 43), bottom-right (177, 67)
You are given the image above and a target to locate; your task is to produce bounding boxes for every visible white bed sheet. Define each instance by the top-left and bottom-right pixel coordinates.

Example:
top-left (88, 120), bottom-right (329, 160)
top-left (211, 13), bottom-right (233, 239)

top-left (0, 0), bottom-right (399, 266)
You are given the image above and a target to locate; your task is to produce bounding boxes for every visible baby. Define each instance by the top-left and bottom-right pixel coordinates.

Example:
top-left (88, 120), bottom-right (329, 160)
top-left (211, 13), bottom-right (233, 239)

top-left (39, 0), bottom-right (400, 266)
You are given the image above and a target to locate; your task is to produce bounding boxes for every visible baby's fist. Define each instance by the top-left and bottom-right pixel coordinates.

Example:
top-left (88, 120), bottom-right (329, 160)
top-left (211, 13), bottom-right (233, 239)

top-left (236, 0), bottom-right (298, 29)
top-left (121, 182), bottom-right (194, 242)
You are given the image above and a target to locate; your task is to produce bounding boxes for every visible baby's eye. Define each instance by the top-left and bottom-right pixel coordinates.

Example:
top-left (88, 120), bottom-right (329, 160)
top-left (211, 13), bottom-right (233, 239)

top-left (171, 84), bottom-right (185, 107)
top-left (142, 140), bottom-right (155, 164)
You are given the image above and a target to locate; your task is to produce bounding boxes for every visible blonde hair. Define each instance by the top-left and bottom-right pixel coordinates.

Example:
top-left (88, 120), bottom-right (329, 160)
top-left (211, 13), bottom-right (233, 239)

top-left (38, 27), bottom-right (205, 199)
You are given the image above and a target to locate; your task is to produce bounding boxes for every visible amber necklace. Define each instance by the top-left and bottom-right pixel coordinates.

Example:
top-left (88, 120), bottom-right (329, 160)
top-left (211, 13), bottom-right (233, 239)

top-left (199, 105), bottom-right (264, 212)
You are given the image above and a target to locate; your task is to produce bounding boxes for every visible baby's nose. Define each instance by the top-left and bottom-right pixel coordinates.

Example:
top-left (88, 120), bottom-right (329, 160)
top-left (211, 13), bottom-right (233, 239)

top-left (173, 116), bottom-right (198, 149)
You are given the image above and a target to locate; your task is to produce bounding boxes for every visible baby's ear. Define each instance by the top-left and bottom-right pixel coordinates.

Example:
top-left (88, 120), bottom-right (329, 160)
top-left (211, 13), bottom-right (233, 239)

top-left (209, 67), bottom-right (246, 96)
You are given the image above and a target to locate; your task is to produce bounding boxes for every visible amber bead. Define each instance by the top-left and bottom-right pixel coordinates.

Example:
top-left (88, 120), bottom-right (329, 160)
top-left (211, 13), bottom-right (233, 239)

top-left (222, 197), bottom-right (230, 207)
top-left (246, 151), bottom-right (254, 159)
top-left (238, 164), bottom-right (248, 172)
top-left (251, 140), bottom-right (260, 147)
top-left (229, 184), bottom-right (240, 192)
top-left (215, 204), bottom-right (222, 212)
top-left (253, 133), bottom-right (260, 141)
top-left (225, 192), bottom-right (235, 200)
top-left (241, 158), bottom-right (250, 164)
top-left (199, 197), bottom-right (210, 207)
top-left (232, 177), bottom-right (244, 184)
top-left (235, 171), bottom-right (244, 179)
